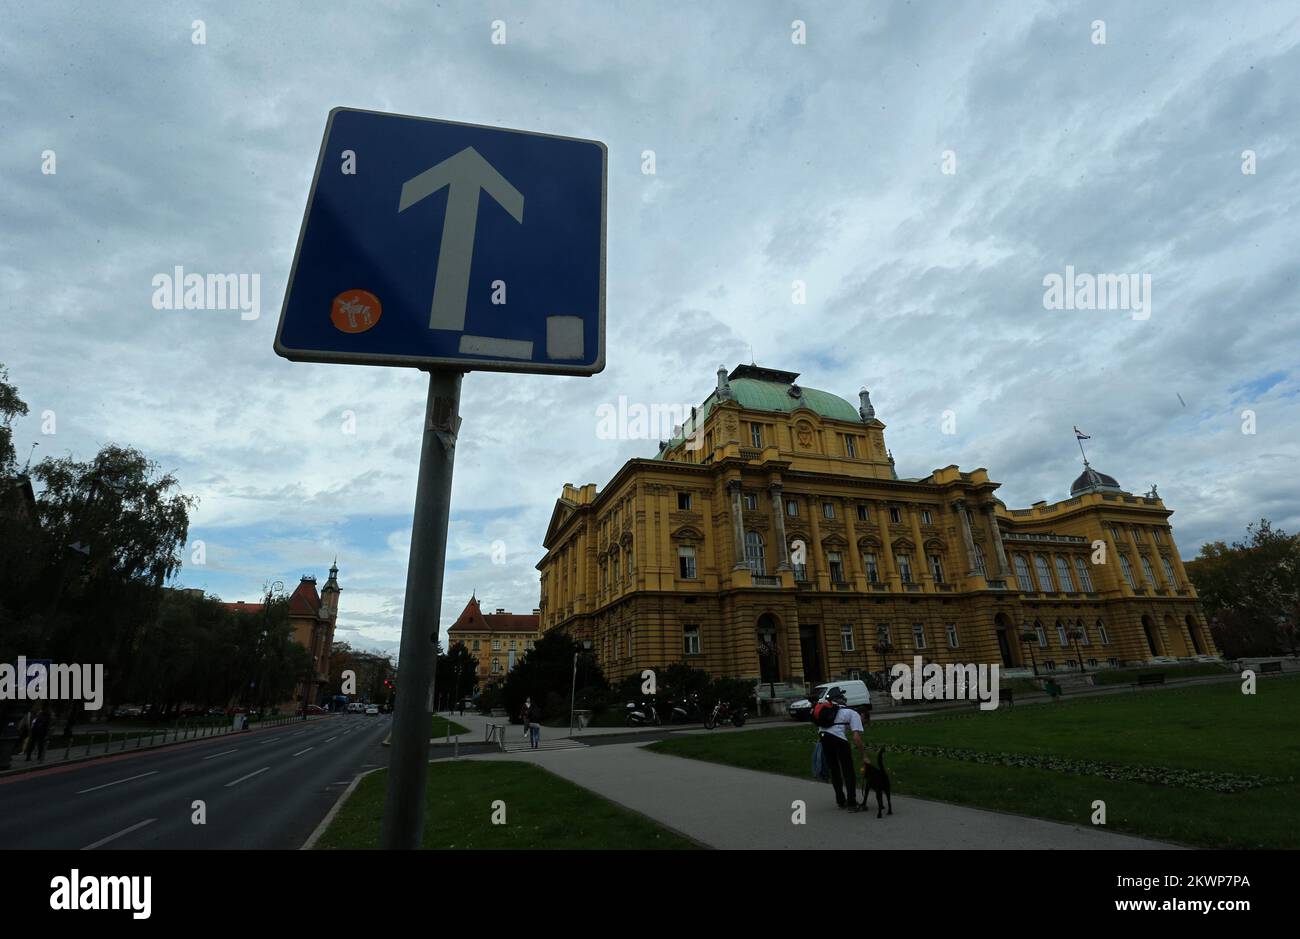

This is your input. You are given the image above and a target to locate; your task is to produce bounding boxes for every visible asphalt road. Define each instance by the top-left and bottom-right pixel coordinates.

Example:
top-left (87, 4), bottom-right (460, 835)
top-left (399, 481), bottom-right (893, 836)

top-left (0, 713), bottom-right (392, 849)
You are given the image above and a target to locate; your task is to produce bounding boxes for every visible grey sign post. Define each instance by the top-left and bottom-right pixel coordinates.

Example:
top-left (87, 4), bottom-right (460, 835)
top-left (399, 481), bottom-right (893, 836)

top-left (275, 109), bottom-right (606, 850)
top-left (381, 369), bottom-right (462, 849)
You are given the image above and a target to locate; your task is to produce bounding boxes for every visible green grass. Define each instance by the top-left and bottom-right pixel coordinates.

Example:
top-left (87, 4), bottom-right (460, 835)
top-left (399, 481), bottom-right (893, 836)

top-left (648, 677), bottom-right (1300, 848)
top-left (1090, 662), bottom-right (1233, 685)
top-left (430, 715), bottom-right (470, 737)
top-left (314, 761), bottom-right (698, 850)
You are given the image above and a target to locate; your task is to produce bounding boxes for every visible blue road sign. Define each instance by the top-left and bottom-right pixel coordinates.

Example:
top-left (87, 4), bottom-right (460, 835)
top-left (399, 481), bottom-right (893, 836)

top-left (275, 108), bottom-right (606, 375)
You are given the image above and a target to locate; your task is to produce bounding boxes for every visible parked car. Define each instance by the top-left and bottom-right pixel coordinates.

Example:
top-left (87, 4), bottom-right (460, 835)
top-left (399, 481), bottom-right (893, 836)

top-left (112, 704), bottom-right (144, 719)
top-left (347, 702), bottom-right (365, 714)
top-left (789, 680), bottom-right (872, 721)
top-left (365, 705), bottom-right (379, 716)
top-left (297, 704), bottom-right (327, 716)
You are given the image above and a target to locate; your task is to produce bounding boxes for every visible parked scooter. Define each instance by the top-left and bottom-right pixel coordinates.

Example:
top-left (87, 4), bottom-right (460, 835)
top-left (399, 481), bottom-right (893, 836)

top-left (703, 699), bottom-right (747, 730)
top-left (625, 698), bottom-right (661, 726)
top-left (668, 693), bottom-right (702, 724)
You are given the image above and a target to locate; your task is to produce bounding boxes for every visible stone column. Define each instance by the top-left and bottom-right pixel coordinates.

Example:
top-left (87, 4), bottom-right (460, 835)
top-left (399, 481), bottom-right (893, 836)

top-left (908, 504), bottom-right (933, 589)
top-left (728, 479), bottom-right (748, 570)
top-left (955, 499), bottom-right (978, 576)
top-left (843, 498), bottom-right (866, 587)
top-left (984, 503), bottom-right (1010, 576)
top-left (807, 498), bottom-right (828, 589)
top-left (876, 500), bottom-right (899, 588)
top-left (770, 483), bottom-right (791, 570)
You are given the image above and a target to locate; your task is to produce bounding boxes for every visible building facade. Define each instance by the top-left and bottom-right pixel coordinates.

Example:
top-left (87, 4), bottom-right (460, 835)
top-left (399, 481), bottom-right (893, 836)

top-left (446, 596), bottom-right (541, 687)
top-left (536, 364), bottom-right (1216, 687)
top-left (286, 563), bottom-right (340, 708)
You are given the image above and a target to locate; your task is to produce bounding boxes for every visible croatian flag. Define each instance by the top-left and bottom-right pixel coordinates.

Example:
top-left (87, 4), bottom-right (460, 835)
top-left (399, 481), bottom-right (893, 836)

top-left (1074, 426), bottom-right (1091, 440)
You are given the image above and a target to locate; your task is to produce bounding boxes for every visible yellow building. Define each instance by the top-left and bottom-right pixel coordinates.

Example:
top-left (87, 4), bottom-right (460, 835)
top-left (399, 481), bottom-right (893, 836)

top-left (536, 365), bottom-right (1216, 688)
top-left (446, 596), bottom-right (541, 687)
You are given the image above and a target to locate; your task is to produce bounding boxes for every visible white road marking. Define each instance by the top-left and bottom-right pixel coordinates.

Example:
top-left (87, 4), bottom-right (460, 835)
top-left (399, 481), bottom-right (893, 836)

top-left (82, 818), bottom-right (157, 850)
top-left (293, 747), bottom-right (313, 757)
top-left (202, 748), bottom-right (239, 761)
top-left (224, 767), bottom-right (270, 788)
top-left (76, 771), bottom-right (159, 795)
top-left (324, 736), bottom-right (338, 743)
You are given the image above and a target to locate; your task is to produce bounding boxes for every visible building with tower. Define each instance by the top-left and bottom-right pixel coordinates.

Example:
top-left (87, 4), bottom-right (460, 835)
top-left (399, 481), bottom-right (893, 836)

top-left (536, 364), bottom-right (1216, 691)
top-left (284, 561), bottom-right (341, 710)
top-left (446, 595), bottom-right (541, 688)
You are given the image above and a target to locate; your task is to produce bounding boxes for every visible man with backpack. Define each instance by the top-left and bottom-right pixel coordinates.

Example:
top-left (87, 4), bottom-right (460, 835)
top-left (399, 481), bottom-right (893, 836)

top-left (812, 687), bottom-right (865, 811)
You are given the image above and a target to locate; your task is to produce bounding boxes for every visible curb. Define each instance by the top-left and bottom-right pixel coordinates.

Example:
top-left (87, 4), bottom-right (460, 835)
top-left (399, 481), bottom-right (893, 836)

top-left (300, 764), bottom-right (385, 850)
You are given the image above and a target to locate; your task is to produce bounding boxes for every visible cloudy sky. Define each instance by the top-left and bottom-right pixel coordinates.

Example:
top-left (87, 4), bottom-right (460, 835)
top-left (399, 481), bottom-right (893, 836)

top-left (3, 1), bottom-right (1298, 660)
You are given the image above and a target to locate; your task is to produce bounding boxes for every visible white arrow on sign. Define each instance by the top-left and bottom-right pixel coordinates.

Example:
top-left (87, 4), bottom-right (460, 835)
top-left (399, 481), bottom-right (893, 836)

top-left (398, 146), bottom-right (525, 332)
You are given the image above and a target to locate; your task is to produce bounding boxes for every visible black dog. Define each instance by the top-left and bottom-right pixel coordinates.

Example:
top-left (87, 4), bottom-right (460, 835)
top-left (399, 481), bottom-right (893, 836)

top-left (860, 746), bottom-right (893, 818)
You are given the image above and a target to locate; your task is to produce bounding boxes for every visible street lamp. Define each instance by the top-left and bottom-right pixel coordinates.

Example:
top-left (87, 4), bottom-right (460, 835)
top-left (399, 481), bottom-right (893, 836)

top-left (1066, 626), bottom-right (1088, 673)
top-left (569, 639), bottom-right (592, 735)
top-left (1019, 626), bottom-right (1040, 676)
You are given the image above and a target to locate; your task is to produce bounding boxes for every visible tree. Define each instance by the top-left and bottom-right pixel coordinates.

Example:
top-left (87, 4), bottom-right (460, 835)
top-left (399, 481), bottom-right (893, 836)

top-left (499, 631), bottom-right (605, 722)
top-left (435, 641), bottom-right (478, 709)
top-left (1186, 519), bottom-right (1300, 657)
top-left (0, 364), bottom-right (29, 477)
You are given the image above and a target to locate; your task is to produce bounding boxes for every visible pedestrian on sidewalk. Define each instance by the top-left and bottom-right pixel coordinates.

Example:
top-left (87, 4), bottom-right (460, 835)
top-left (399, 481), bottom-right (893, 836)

top-left (25, 706), bottom-right (51, 762)
top-left (16, 706), bottom-right (34, 755)
top-left (815, 687), bottom-right (865, 811)
top-left (527, 699), bottom-right (541, 749)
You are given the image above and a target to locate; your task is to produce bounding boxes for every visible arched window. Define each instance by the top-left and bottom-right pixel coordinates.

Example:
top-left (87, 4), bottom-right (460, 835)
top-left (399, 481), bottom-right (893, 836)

top-left (744, 531), bottom-right (766, 575)
top-left (1055, 619), bottom-right (1068, 646)
top-left (1034, 620), bottom-right (1047, 647)
top-left (1034, 554), bottom-right (1055, 591)
top-left (1054, 556), bottom-right (1075, 592)
top-left (792, 540), bottom-right (808, 581)
top-left (1076, 618), bottom-right (1090, 645)
top-left (1140, 555), bottom-right (1157, 586)
top-left (1096, 619), bottom-right (1109, 645)
top-left (1073, 556), bottom-right (1094, 592)
top-left (1013, 555), bottom-right (1034, 592)
top-left (1119, 555), bottom-right (1137, 588)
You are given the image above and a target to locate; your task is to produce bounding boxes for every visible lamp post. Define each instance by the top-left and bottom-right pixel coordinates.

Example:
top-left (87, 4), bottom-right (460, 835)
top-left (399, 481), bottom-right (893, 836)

top-left (1067, 626), bottom-right (1087, 673)
top-left (1019, 627), bottom-right (1040, 676)
top-left (568, 640), bottom-right (592, 735)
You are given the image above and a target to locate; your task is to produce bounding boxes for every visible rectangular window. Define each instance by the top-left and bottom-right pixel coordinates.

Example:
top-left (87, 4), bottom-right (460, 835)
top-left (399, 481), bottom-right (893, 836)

top-left (828, 552), bottom-right (845, 583)
top-left (864, 553), bottom-right (879, 583)
top-left (472, 640), bottom-right (480, 652)
top-left (898, 554), bottom-right (913, 583)
top-left (921, 509), bottom-right (933, 526)
top-left (792, 547), bottom-right (807, 582)
top-left (877, 623), bottom-right (892, 646)
top-left (1140, 555), bottom-right (1157, 586)
top-left (1035, 623), bottom-right (1047, 647)
top-left (1057, 622), bottom-right (1069, 647)
top-left (1133, 528), bottom-right (1144, 543)
top-left (857, 504), bottom-right (868, 522)
top-left (743, 493), bottom-right (757, 511)
top-left (1120, 555), bottom-right (1137, 588)
top-left (973, 544), bottom-right (987, 577)
top-left (677, 492), bottom-right (692, 511)
top-left (1161, 556), bottom-right (1177, 586)
top-left (889, 507), bottom-right (902, 524)
top-left (751, 423), bottom-right (763, 448)
top-left (509, 639), bottom-right (516, 650)
top-left (786, 499), bottom-right (799, 517)
top-left (822, 502), bottom-right (835, 519)
top-left (683, 625), bottom-right (701, 656)
top-left (841, 624), bottom-right (855, 652)
top-left (946, 623), bottom-right (959, 648)
top-left (844, 435), bottom-right (858, 458)
top-left (912, 623), bottom-right (927, 649)
top-left (928, 554), bottom-right (944, 583)
top-left (492, 639), bottom-right (500, 651)
top-left (1154, 528), bottom-right (1165, 545)
top-left (678, 545), bottom-right (696, 579)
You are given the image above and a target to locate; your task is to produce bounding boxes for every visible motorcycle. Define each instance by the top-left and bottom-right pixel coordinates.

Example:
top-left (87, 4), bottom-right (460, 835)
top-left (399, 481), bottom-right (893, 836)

top-left (624, 698), bottom-right (661, 726)
top-left (667, 693), bottom-right (702, 724)
top-left (703, 699), bottom-right (747, 730)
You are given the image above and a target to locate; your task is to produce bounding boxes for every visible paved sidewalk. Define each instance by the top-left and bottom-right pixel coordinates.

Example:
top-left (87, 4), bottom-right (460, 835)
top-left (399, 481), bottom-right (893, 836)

top-left (469, 742), bottom-right (1177, 850)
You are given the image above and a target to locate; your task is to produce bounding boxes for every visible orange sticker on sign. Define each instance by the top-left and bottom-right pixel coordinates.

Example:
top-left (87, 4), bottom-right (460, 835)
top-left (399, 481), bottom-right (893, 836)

top-left (331, 290), bottom-right (382, 333)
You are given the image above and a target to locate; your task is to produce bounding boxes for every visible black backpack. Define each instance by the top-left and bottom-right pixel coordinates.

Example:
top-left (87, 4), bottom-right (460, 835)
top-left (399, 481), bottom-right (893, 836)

top-left (812, 700), bottom-right (840, 729)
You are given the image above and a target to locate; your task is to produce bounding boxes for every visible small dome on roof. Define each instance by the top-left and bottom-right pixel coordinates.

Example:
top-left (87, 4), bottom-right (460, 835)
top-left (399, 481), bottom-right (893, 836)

top-left (1070, 464), bottom-right (1123, 495)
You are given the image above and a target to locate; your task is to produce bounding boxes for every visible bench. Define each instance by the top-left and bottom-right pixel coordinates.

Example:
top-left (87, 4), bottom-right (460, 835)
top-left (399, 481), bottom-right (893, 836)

top-left (1135, 673), bottom-right (1165, 688)
top-left (1258, 661), bottom-right (1283, 675)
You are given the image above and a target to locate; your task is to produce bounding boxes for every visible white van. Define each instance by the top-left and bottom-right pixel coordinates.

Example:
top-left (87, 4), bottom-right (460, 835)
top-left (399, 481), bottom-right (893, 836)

top-left (789, 680), bottom-right (871, 721)
top-left (347, 702), bottom-right (365, 714)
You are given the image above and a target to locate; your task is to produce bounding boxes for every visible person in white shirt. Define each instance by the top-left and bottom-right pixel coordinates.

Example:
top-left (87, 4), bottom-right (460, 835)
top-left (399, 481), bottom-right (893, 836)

top-left (818, 687), bottom-right (866, 810)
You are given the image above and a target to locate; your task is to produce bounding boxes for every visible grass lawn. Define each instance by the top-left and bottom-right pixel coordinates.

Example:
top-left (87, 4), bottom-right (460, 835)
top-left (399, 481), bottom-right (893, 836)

top-left (314, 761), bottom-right (698, 850)
top-left (649, 677), bottom-right (1300, 848)
top-left (430, 715), bottom-right (470, 737)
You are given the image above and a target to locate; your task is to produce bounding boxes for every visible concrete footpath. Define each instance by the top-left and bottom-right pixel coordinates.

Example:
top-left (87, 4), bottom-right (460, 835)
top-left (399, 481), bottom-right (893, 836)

top-left (469, 741), bottom-right (1178, 850)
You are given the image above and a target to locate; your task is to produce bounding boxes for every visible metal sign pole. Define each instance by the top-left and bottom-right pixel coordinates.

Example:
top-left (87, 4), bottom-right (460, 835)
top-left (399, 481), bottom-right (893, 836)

top-left (381, 368), bottom-right (463, 850)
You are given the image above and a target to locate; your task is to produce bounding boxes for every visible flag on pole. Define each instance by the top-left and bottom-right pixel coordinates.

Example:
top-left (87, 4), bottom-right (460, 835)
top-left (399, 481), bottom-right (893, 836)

top-left (1073, 426), bottom-right (1090, 440)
